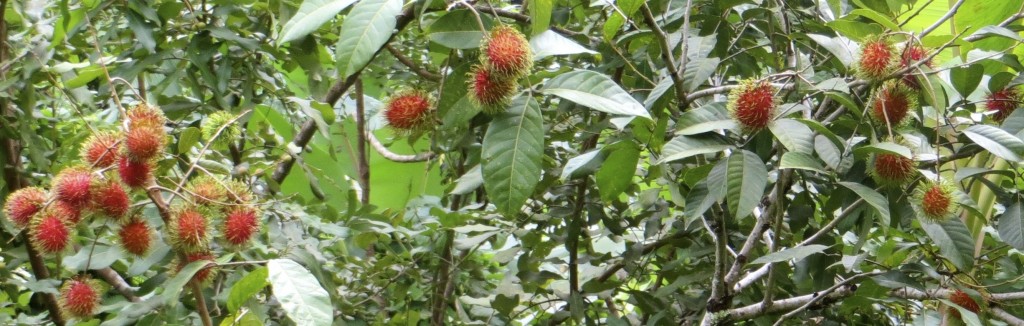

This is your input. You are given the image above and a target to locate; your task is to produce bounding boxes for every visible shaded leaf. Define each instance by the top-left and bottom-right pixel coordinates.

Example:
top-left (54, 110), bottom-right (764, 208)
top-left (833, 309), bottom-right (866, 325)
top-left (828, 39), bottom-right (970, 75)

top-left (482, 95), bottom-right (544, 215)
top-left (267, 259), bottom-right (333, 326)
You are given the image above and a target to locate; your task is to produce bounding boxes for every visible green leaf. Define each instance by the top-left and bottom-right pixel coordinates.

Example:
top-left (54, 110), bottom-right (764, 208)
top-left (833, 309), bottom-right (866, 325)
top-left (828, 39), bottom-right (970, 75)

top-left (178, 127), bottom-right (202, 153)
top-left (542, 70), bottom-right (651, 119)
top-left (658, 134), bottom-right (732, 163)
top-left (998, 199), bottom-right (1024, 251)
top-left (769, 119), bottom-right (814, 154)
top-left (596, 141), bottom-right (640, 202)
top-left (685, 181), bottom-right (721, 222)
top-left (561, 150), bottom-right (603, 181)
top-left (334, 0), bottom-right (404, 78)
top-left (839, 182), bottom-right (890, 223)
top-left (528, 0), bottom-right (551, 35)
top-left (726, 150), bottom-right (768, 219)
top-left (451, 164), bottom-right (483, 195)
top-left (602, 0), bottom-right (642, 40)
top-left (682, 58), bottom-right (720, 92)
top-left (950, 64), bottom-right (984, 97)
top-left (529, 30), bottom-right (596, 60)
top-left (918, 218), bottom-right (975, 270)
top-left (267, 259), bottom-right (333, 326)
top-left (846, 9), bottom-right (901, 31)
top-left (227, 267), bottom-right (269, 313)
top-left (853, 142), bottom-right (913, 159)
top-left (278, 0), bottom-right (359, 45)
top-left (954, 167), bottom-right (1016, 183)
top-left (675, 102), bottom-right (736, 135)
top-left (751, 244), bottom-right (829, 265)
top-left (963, 124), bottom-right (1024, 162)
top-left (807, 34), bottom-right (855, 67)
top-left (938, 299), bottom-right (983, 326)
top-left (427, 10), bottom-right (492, 49)
top-left (162, 260), bottom-right (210, 305)
top-left (482, 95), bottom-right (544, 215)
top-left (491, 294), bottom-right (519, 316)
top-left (969, 26), bottom-right (1023, 42)
top-left (779, 152), bottom-right (825, 173)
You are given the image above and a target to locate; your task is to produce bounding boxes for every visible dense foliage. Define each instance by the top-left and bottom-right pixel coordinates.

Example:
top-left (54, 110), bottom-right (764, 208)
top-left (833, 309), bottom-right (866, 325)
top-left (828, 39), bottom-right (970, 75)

top-left (4, 0), bottom-right (1024, 325)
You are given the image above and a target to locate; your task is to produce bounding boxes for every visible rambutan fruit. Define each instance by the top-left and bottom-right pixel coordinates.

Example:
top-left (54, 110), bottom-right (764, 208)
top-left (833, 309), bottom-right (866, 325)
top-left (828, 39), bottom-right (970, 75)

top-left (468, 65), bottom-right (518, 114)
top-left (870, 152), bottom-right (916, 186)
top-left (175, 250), bottom-right (217, 285)
top-left (118, 156), bottom-right (152, 189)
top-left (29, 209), bottom-right (72, 254)
top-left (898, 44), bottom-right (932, 89)
top-left (53, 167), bottom-right (93, 208)
top-left (124, 126), bottom-right (164, 162)
top-left (869, 80), bottom-right (917, 129)
top-left (727, 79), bottom-right (778, 132)
top-left (986, 88), bottom-right (1022, 123)
top-left (481, 25), bottom-right (532, 78)
top-left (384, 90), bottom-right (435, 132)
top-left (201, 111), bottom-right (240, 148)
top-left (857, 36), bottom-right (897, 82)
top-left (53, 200), bottom-right (83, 225)
top-left (949, 289), bottom-right (981, 319)
top-left (168, 206), bottom-right (210, 253)
top-left (126, 103), bottom-right (166, 130)
top-left (91, 179), bottom-right (130, 221)
top-left (224, 180), bottom-right (255, 205)
top-left (80, 131), bottom-right (121, 168)
top-left (58, 276), bottom-right (102, 319)
top-left (222, 207), bottom-right (260, 246)
top-left (118, 216), bottom-right (152, 256)
top-left (186, 176), bottom-right (227, 206)
top-left (4, 187), bottom-right (47, 228)
top-left (917, 182), bottom-right (955, 222)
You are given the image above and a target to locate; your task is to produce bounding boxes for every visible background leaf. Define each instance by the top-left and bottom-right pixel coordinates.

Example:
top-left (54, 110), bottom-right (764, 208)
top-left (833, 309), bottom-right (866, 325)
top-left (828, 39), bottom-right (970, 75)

top-left (334, 0), bottom-right (404, 78)
top-left (267, 259), bottom-right (333, 326)
top-left (482, 95), bottom-right (544, 215)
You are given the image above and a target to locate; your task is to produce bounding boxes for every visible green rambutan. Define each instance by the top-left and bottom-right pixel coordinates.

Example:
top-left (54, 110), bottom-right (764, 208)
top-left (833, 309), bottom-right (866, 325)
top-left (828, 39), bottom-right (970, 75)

top-left (201, 111), bottom-right (240, 148)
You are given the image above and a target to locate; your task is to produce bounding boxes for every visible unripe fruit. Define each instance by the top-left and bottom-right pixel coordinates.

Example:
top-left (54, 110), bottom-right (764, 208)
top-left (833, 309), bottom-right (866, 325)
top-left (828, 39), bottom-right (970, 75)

top-left (91, 179), bottom-right (130, 220)
top-left (223, 207), bottom-right (260, 246)
top-left (869, 80), bottom-right (917, 129)
top-left (384, 90), bottom-right (434, 132)
top-left (224, 180), bottom-right (255, 204)
top-left (118, 156), bottom-right (152, 189)
top-left (176, 251), bottom-right (217, 285)
top-left (986, 88), bottom-right (1022, 123)
top-left (949, 290), bottom-right (981, 319)
top-left (81, 131), bottom-right (121, 168)
top-left (4, 187), bottom-right (47, 228)
top-left (126, 103), bottom-right (166, 130)
top-left (169, 207), bottom-right (210, 253)
top-left (481, 25), bottom-right (532, 78)
top-left (468, 65), bottom-right (517, 114)
top-left (871, 153), bottom-right (915, 186)
top-left (857, 36), bottom-right (897, 82)
top-left (918, 182), bottom-right (954, 222)
top-left (186, 176), bottom-right (227, 206)
top-left (58, 277), bottom-right (102, 319)
top-left (727, 79), bottom-right (778, 132)
top-left (125, 126), bottom-right (164, 162)
top-left (53, 168), bottom-right (93, 208)
top-left (118, 217), bottom-right (152, 256)
top-left (202, 111), bottom-right (240, 147)
top-left (30, 209), bottom-right (72, 254)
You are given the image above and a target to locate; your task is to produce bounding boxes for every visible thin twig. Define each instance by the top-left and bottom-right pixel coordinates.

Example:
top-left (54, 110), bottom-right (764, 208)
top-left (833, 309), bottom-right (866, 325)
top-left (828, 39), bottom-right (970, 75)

top-left (367, 132), bottom-right (435, 162)
top-left (920, 0), bottom-right (965, 38)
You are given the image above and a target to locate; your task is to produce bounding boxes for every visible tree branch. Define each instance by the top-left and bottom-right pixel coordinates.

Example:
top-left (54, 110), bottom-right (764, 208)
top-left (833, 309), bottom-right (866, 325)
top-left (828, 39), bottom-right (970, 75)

top-left (640, 3), bottom-right (687, 107)
top-left (920, 0), bottom-right (965, 38)
top-left (367, 132), bottom-right (435, 162)
top-left (385, 44), bottom-right (441, 81)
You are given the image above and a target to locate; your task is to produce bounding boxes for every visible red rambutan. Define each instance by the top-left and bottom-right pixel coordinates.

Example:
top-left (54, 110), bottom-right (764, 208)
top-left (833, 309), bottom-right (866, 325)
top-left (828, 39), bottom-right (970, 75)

top-left (53, 200), bottom-right (83, 225)
top-left (727, 79), bottom-right (778, 132)
top-left (58, 276), bottom-right (102, 319)
top-left (384, 90), bottom-right (435, 132)
top-left (169, 207), bottom-right (210, 253)
top-left (223, 207), bottom-right (260, 246)
top-left (468, 65), bottom-right (517, 114)
top-left (29, 210), bottom-right (72, 254)
top-left (986, 88), bottom-right (1022, 123)
top-left (177, 251), bottom-right (217, 285)
top-left (869, 80), bottom-right (917, 128)
top-left (118, 156), bottom-right (151, 189)
top-left (91, 179), bottom-right (130, 220)
top-left (899, 44), bottom-right (932, 88)
top-left (4, 187), bottom-right (47, 228)
top-left (482, 25), bottom-right (532, 78)
top-left (871, 152), bottom-right (916, 186)
top-left (80, 131), bottom-right (121, 168)
top-left (53, 168), bottom-right (92, 208)
top-left (126, 103), bottom-right (166, 130)
top-left (857, 36), bottom-right (897, 82)
top-left (118, 217), bottom-right (152, 256)
top-left (124, 127), bottom-right (164, 162)
top-left (918, 182), bottom-right (954, 222)
top-left (949, 289), bottom-right (981, 319)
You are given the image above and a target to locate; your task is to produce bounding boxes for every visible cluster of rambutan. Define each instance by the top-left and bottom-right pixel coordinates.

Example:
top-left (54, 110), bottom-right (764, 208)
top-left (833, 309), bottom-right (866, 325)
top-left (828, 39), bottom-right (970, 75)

top-left (856, 36), bottom-right (932, 130)
top-left (467, 25), bottom-right (532, 114)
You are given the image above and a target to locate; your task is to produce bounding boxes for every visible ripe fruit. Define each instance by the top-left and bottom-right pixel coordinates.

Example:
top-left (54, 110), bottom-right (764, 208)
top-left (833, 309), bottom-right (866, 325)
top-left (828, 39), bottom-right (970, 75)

top-left (986, 88), bottom-right (1022, 122)
top-left (126, 103), bottom-right (166, 130)
top-left (871, 152), bottom-right (915, 186)
top-left (468, 65), bottom-right (517, 114)
top-left (869, 81), bottom-right (917, 128)
top-left (727, 79), bottom-right (778, 132)
top-left (187, 176), bottom-right (226, 206)
top-left (53, 200), bottom-right (83, 225)
top-left (918, 182), bottom-right (954, 222)
top-left (118, 156), bottom-right (152, 189)
top-left (58, 277), bottom-right (102, 319)
top-left (899, 44), bottom-right (931, 88)
top-left (30, 209), bottom-right (72, 254)
top-left (53, 167), bottom-right (93, 208)
top-left (481, 25), bottom-right (532, 78)
top-left (91, 179), bottom-right (130, 220)
top-left (202, 111), bottom-right (240, 147)
top-left (949, 289), bottom-right (981, 319)
top-left (125, 126), bottom-right (164, 162)
top-left (118, 217), bottom-right (152, 256)
top-left (4, 187), bottom-right (47, 228)
top-left (857, 36), bottom-right (897, 82)
top-left (384, 90), bottom-right (435, 132)
top-left (223, 207), bottom-right (260, 246)
top-left (81, 131), bottom-right (121, 168)
top-left (176, 251), bottom-right (217, 285)
top-left (169, 207), bottom-right (210, 253)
